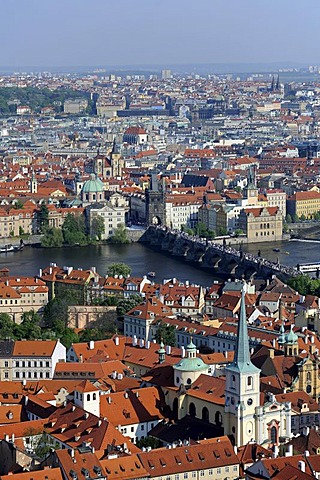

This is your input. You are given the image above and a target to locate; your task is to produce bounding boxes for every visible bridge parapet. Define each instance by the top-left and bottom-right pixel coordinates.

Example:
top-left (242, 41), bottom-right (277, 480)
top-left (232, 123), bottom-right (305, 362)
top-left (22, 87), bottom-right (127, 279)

top-left (142, 226), bottom-right (300, 282)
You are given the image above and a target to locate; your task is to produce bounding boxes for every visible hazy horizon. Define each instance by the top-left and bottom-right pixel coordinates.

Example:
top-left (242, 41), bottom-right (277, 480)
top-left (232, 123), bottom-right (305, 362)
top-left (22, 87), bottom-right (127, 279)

top-left (1, 0), bottom-right (319, 68)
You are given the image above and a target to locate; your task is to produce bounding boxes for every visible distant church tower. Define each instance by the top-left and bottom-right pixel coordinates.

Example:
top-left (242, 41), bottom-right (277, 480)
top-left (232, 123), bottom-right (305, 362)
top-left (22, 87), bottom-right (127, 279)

top-left (30, 172), bottom-right (38, 194)
top-left (224, 284), bottom-right (261, 446)
top-left (244, 165), bottom-right (258, 205)
top-left (110, 139), bottom-right (124, 178)
top-left (145, 173), bottom-right (166, 226)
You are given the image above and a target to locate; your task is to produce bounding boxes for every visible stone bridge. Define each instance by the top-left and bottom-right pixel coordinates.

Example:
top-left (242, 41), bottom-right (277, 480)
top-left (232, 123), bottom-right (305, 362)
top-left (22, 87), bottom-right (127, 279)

top-left (140, 226), bottom-right (300, 282)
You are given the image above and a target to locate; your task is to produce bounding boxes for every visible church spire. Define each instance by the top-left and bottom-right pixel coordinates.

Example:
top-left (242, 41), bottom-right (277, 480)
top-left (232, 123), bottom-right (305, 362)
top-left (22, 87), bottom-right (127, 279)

top-left (234, 285), bottom-right (259, 373)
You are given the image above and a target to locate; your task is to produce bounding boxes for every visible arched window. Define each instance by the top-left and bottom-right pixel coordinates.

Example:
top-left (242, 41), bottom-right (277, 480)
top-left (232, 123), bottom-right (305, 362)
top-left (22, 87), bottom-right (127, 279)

top-left (232, 374), bottom-right (236, 383)
top-left (87, 394), bottom-right (90, 401)
top-left (189, 402), bottom-right (196, 418)
top-left (215, 411), bottom-right (222, 427)
top-left (93, 393), bottom-right (96, 400)
top-left (202, 407), bottom-right (209, 422)
top-left (270, 426), bottom-right (277, 444)
top-left (307, 372), bottom-right (311, 382)
top-left (247, 376), bottom-right (253, 388)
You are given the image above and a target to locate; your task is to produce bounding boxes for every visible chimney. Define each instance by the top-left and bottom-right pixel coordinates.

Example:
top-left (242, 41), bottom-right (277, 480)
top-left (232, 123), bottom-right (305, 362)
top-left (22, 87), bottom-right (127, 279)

top-left (181, 346), bottom-right (185, 358)
top-left (145, 341), bottom-right (150, 349)
top-left (298, 461), bottom-right (305, 473)
top-left (166, 345), bottom-right (172, 355)
top-left (273, 445), bottom-right (279, 458)
top-left (286, 444), bottom-right (293, 456)
top-left (269, 349), bottom-right (274, 359)
top-left (139, 338), bottom-right (145, 348)
top-left (39, 268), bottom-right (42, 277)
top-left (89, 340), bottom-right (95, 350)
top-left (132, 336), bottom-right (137, 347)
top-left (114, 336), bottom-right (119, 346)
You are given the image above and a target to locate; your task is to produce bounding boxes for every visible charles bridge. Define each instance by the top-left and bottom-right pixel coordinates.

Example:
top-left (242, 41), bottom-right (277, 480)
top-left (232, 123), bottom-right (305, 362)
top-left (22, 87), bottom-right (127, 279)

top-left (141, 226), bottom-right (300, 281)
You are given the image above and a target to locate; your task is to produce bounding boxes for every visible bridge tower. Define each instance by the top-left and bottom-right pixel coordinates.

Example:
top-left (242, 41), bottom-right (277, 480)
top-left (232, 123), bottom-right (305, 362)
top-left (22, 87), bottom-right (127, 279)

top-left (145, 174), bottom-right (166, 226)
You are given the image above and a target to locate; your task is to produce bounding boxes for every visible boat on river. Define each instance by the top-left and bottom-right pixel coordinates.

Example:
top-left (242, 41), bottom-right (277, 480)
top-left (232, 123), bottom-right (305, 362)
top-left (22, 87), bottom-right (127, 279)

top-left (0, 243), bottom-right (24, 253)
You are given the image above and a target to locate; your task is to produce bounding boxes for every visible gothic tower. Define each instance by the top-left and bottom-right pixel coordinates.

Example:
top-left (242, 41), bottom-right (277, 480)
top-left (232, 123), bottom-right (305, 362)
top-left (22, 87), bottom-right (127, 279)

top-left (224, 284), bottom-right (261, 446)
top-left (110, 139), bottom-right (124, 178)
top-left (145, 174), bottom-right (166, 226)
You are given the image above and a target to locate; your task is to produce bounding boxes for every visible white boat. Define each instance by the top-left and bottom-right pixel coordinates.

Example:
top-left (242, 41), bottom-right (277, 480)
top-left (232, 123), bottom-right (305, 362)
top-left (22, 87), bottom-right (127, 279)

top-left (0, 244), bottom-right (14, 253)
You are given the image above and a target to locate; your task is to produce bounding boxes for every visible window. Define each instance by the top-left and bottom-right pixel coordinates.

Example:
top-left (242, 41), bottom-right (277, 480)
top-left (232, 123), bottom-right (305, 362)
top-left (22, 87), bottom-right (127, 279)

top-left (217, 468), bottom-right (221, 474)
top-left (4, 372), bottom-right (9, 379)
top-left (225, 466), bottom-right (229, 472)
top-left (87, 394), bottom-right (90, 401)
top-left (247, 376), bottom-right (253, 388)
top-left (4, 361), bottom-right (8, 368)
top-left (141, 424), bottom-right (144, 431)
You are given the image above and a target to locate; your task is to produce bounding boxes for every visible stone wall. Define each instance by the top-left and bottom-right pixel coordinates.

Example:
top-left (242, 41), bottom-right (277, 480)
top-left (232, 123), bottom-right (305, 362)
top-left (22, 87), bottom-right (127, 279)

top-left (67, 305), bottom-right (117, 329)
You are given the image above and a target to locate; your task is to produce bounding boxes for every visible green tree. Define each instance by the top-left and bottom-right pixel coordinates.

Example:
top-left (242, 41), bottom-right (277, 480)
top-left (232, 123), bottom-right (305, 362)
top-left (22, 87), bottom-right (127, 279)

top-left (218, 227), bottom-right (228, 236)
top-left (155, 321), bottom-right (176, 347)
top-left (109, 224), bottom-right (129, 244)
top-left (314, 211), bottom-right (320, 221)
top-left (15, 310), bottom-right (42, 340)
top-left (117, 294), bottom-right (143, 317)
top-left (62, 213), bottom-right (87, 245)
top-left (0, 313), bottom-right (15, 339)
top-left (38, 204), bottom-right (49, 232)
top-left (107, 263), bottom-right (132, 278)
top-left (195, 222), bottom-right (208, 237)
top-left (300, 214), bottom-right (306, 221)
top-left (207, 229), bottom-right (216, 239)
top-left (91, 215), bottom-right (105, 240)
top-left (234, 229), bottom-right (244, 236)
top-left (181, 225), bottom-right (194, 235)
top-left (13, 200), bottom-right (24, 210)
top-left (292, 214), bottom-right (299, 223)
top-left (285, 214), bottom-right (292, 223)
top-left (41, 227), bottom-right (63, 247)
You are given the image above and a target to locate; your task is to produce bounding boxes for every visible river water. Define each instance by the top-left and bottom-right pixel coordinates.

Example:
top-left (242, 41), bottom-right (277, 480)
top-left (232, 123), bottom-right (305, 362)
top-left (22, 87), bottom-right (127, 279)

top-left (0, 239), bottom-right (319, 286)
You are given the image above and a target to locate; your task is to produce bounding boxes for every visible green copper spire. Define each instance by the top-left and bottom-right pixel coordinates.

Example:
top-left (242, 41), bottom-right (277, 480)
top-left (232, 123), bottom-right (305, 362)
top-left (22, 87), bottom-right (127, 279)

top-left (233, 285), bottom-right (260, 373)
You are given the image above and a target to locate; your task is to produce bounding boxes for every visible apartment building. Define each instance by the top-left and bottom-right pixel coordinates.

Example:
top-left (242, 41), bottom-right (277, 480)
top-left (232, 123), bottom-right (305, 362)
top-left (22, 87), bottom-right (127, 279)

top-left (0, 277), bottom-right (48, 323)
top-left (287, 190), bottom-right (320, 218)
top-left (0, 340), bottom-right (66, 381)
top-left (85, 201), bottom-right (128, 239)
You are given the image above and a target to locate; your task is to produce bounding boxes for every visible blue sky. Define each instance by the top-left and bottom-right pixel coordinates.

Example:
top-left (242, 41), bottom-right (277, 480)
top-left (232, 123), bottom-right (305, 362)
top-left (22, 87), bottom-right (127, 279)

top-left (1, 0), bottom-right (319, 67)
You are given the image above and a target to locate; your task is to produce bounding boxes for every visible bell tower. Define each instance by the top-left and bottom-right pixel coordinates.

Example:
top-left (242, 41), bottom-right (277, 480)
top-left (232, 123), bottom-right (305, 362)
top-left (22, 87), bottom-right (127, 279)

top-left (224, 284), bottom-right (260, 446)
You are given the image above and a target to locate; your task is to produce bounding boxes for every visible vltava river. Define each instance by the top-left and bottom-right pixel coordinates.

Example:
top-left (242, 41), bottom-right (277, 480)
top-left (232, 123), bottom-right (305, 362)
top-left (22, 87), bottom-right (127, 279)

top-left (0, 239), bottom-right (319, 285)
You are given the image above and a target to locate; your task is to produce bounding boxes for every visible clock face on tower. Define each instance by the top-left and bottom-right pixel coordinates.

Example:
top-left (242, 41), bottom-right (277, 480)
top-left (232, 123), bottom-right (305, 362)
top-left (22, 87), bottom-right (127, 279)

top-left (247, 398), bottom-right (253, 406)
